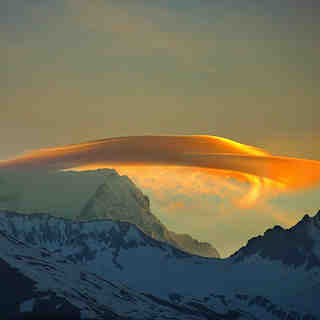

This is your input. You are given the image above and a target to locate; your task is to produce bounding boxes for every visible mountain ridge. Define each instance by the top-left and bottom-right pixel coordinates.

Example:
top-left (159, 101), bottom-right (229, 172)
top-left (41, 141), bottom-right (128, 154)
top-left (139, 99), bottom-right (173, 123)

top-left (0, 208), bottom-right (319, 319)
top-left (230, 209), bottom-right (320, 270)
top-left (77, 173), bottom-right (220, 258)
top-left (0, 169), bottom-right (220, 258)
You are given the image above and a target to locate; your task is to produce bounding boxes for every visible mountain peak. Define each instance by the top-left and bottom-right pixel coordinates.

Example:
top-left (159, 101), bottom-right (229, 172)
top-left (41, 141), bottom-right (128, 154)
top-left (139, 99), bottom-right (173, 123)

top-left (302, 213), bottom-right (311, 221)
top-left (0, 168), bottom-right (219, 258)
top-left (264, 225), bottom-right (284, 234)
top-left (230, 209), bottom-right (320, 269)
top-left (78, 173), bottom-right (220, 258)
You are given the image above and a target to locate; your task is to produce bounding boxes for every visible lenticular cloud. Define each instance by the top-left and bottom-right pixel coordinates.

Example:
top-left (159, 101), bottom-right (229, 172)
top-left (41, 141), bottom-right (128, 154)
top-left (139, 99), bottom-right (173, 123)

top-left (1, 135), bottom-right (320, 202)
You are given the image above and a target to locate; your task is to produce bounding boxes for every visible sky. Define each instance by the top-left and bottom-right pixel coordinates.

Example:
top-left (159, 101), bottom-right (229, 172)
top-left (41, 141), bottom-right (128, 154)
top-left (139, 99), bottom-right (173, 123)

top-left (2, 0), bottom-right (320, 256)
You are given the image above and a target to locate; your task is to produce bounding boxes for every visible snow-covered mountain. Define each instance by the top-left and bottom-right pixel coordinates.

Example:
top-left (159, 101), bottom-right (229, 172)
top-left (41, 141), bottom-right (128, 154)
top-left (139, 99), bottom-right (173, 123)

top-left (0, 169), bottom-right (219, 258)
top-left (231, 210), bottom-right (320, 270)
top-left (0, 209), bottom-right (319, 319)
top-left (0, 226), bottom-right (225, 320)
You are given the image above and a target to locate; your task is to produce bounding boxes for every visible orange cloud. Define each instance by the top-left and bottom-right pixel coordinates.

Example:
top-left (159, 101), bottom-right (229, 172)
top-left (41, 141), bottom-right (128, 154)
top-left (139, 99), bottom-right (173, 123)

top-left (1, 135), bottom-right (320, 209)
top-left (110, 166), bottom-right (286, 210)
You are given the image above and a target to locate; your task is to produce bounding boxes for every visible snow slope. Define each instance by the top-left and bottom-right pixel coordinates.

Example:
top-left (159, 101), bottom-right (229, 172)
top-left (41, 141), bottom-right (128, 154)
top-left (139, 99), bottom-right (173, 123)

top-left (0, 169), bottom-right (219, 258)
top-left (0, 210), bottom-right (319, 319)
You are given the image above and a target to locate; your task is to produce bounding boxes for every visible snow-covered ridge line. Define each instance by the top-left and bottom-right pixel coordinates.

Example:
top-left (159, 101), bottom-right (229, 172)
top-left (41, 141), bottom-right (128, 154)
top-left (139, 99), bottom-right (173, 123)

top-left (0, 209), bottom-right (319, 319)
top-left (0, 168), bottom-right (220, 258)
top-left (230, 209), bottom-right (320, 269)
top-left (0, 209), bottom-right (209, 261)
top-left (0, 229), bottom-right (219, 320)
top-left (1, 209), bottom-right (320, 265)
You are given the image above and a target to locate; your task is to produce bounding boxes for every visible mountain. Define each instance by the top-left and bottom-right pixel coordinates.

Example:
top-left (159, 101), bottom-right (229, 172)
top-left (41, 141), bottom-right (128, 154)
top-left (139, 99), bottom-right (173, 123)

top-left (0, 169), bottom-right (219, 258)
top-left (231, 210), bottom-right (320, 270)
top-left (77, 171), bottom-right (219, 258)
top-left (0, 225), bottom-right (225, 320)
top-left (0, 209), bottom-right (319, 319)
top-left (0, 211), bottom-right (258, 320)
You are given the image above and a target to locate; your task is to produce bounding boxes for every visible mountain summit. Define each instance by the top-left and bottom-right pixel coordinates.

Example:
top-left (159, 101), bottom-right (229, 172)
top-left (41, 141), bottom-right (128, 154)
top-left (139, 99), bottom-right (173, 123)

top-left (231, 209), bottom-right (320, 269)
top-left (0, 209), bottom-right (319, 319)
top-left (0, 168), bottom-right (219, 258)
top-left (77, 172), bottom-right (219, 258)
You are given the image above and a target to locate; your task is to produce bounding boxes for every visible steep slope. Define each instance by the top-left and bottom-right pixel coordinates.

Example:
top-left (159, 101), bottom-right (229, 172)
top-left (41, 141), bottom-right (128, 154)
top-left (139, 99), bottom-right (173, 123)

top-left (77, 173), bottom-right (220, 258)
top-left (230, 210), bottom-right (320, 269)
top-left (0, 168), bottom-right (219, 258)
top-left (1, 228), bottom-right (226, 320)
top-left (0, 213), bottom-right (270, 320)
top-left (0, 210), bottom-right (318, 319)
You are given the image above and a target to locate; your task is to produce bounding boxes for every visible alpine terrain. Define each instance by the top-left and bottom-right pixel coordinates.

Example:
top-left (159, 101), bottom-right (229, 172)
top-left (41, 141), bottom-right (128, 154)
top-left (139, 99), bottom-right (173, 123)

top-left (0, 168), bottom-right (319, 319)
top-left (0, 209), bottom-right (319, 319)
top-left (0, 169), bottom-right (219, 258)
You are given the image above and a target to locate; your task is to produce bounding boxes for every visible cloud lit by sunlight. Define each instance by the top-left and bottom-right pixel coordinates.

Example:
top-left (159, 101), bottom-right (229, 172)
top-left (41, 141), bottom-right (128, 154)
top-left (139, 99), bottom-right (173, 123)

top-left (1, 135), bottom-right (320, 257)
top-left (1, 135), bottom-right (320, 211)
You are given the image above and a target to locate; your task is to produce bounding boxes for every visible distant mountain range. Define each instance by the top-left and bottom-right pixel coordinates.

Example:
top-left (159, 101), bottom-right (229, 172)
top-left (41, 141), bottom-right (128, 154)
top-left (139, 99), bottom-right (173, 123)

top-left (0, 168), bottom-right (319, 319)
top-left (231, 211), bottom-right (320, 270)
top-left (0, 209), bottom-right (319, 319)
top-left (0, 169), bottom-right (219, 258)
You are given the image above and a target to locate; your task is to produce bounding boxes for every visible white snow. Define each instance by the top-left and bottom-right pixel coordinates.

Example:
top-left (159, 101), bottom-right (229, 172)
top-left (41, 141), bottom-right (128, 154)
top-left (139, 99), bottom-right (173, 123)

top-left (1, 208), bottom-right (320, 318)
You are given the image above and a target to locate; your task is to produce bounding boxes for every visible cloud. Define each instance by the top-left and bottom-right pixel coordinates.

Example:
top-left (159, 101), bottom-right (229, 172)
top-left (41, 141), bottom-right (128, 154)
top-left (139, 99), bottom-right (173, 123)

top-left (2, 0), bottom-right (320, 257)
top-left (2, 134), bottom-right (319, 257)
top-left (2, 135), bottom-right (320, 205)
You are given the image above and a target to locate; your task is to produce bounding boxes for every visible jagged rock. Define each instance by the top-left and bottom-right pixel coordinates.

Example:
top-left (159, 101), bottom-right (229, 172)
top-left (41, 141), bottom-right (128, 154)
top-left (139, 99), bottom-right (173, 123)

top-left (77, 173), bottom-right (220, 258)
top-left (0, 169), bottom-right (220, 258)
top-left (0, 209), bottom-right (319, 319)
top-left (231, 210), bottom-right (320, 270)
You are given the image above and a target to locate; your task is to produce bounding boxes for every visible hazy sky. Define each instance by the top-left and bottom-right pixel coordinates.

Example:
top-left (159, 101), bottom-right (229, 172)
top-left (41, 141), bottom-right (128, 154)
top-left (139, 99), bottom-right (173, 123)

top-left (2, 0), bottom-right (320, 256)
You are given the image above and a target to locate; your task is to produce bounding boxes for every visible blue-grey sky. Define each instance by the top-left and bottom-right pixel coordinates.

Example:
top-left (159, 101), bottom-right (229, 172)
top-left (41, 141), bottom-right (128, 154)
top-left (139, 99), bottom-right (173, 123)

top-left (2, 0), bottom-right (320, 256)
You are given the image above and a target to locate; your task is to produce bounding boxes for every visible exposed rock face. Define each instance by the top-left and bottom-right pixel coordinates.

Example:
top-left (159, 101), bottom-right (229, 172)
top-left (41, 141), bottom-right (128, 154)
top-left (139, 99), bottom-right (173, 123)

top-left (78, 173), bottom-right (220, 258)
top-left (0, 169), bottom-right (219, 258)
top-left (0, 210), bottom-right (193, 269)
top-left (0, 210), bottom-right (319, 320)
top-left (230, 210), bottom-right (320, 269)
